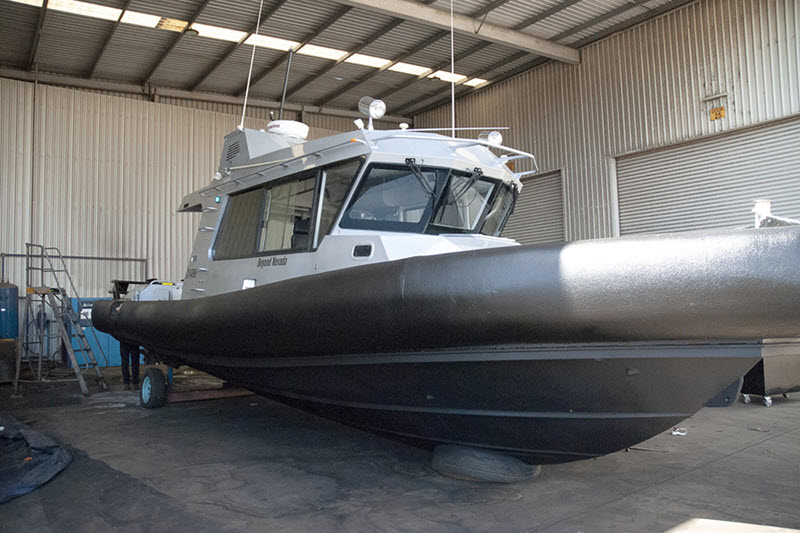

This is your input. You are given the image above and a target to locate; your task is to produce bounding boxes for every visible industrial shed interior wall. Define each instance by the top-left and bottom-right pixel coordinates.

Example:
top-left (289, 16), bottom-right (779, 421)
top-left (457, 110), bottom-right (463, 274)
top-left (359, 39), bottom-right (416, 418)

top-left (415, 0), bottom-right (800, 241)
top-left (0, 77), bottom-right (372, 297)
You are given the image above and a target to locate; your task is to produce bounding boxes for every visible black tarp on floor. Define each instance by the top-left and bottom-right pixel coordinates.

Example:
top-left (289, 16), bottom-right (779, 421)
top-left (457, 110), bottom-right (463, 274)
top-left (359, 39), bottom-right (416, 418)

top-left (0, 413), bottom-right (71, 503)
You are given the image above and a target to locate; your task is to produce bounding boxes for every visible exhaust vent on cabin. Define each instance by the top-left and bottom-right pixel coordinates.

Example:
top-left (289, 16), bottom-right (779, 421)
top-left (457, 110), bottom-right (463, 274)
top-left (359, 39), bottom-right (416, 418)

top-left (226, 142), bottom-right (241, 161)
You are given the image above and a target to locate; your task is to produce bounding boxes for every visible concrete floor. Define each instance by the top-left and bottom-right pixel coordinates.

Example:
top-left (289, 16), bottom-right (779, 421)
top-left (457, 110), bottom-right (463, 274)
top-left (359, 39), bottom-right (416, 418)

top-left (1, 369), bottom-right (799, 533)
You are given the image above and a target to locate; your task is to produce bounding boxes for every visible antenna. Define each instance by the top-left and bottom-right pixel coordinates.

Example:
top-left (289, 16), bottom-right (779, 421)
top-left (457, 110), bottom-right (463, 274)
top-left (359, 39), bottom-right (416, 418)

top-left (278, 49), bottom-right (294, 120)
top-left (449, 0), bottom-right (455, 138)
top-left (239, 0), bottom-right (266, 129)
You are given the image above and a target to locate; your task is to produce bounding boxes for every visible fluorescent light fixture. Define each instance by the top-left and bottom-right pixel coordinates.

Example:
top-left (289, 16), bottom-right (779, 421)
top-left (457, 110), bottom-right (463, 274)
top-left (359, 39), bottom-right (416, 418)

top-left (245, 34), bottom-right (299, 51)
top-left (297, 44), bottom-right (348, 61)
top-left (50, 0), bottom-right (121, 21)
top-left (190, 23), bottom-right (247, 42)
top-left (429, 70), bottom-right (467, 83)
top-left (388, 62), bottom-right (431, 76)
top-left (345, 54), bottom-right (391, 68)
top-left (156, 17), bottom-right (188, 32)
top-left (9, 0), bottom-right (44, 7)
top-left (121, 10), bottom-right (160, 28)
top-left (464, 77), bottom-right (488, 87)
top-left (5, 0), bottom-right (475, 83)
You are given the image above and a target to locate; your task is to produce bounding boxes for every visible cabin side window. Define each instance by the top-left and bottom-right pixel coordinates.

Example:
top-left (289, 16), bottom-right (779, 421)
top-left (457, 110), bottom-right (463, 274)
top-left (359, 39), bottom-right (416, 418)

top-left (315, 159), bottom-right (363, 247)
top-left (213, 158), bottom-right (364, 260)
top-left (213, 188), bottom-right (266, 260)
top-left (480, 184), bottom-right (516, 236)
top-left (258, 173), bottom-right (317, 254)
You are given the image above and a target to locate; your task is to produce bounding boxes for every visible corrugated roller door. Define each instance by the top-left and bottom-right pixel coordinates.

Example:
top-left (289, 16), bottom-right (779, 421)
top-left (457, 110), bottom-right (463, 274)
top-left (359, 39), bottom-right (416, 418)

top-left (617, 119), bottom-right (800, 235)
top-left (617, 118), bottom-right (800, 235)
top-left (502, 171), bottom-right (564, 244)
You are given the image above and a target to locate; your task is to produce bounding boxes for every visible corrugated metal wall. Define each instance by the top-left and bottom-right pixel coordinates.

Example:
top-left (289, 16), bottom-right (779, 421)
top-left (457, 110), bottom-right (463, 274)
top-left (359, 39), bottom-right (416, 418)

top-left (416, 0), bottom-right (800, 241)
top-left (502, 171), bottom-right (565, 244)
top-left (0, 77), bottom-right (380, 297)
top-left (0, 78), bottom-right (34, 294)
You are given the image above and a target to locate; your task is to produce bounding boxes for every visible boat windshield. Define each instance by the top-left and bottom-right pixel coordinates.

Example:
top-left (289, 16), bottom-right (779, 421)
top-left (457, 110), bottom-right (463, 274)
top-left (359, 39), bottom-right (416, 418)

top-left (339, 161), bottom-right (516, 236)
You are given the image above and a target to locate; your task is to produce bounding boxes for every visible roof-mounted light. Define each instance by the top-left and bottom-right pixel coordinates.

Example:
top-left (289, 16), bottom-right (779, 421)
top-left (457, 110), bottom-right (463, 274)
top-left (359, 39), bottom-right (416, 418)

top-left (357, 97), bottom-right (386, 131)
top-left (358, 96), bottom-right (386, 120)
top-left (478, 131), bottom-right (503, 146)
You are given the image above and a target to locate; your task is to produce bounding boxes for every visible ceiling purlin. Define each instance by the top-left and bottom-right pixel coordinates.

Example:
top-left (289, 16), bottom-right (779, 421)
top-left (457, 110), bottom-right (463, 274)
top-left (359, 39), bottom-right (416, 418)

top-left (378, 41), bottom-right (491, 101)
top-left (567, 0), bottom-right (695, 48)
top-left (511, 0), bottom-right (584, 31)
top-left (314, 29), bottom-right (449, 107)
top-left (548, 0), bottom-right (652, 42)
top-left (393, 50), bottom-right (527, 115)
top-left (472, 0), bottom-right (516, 19)
top-left (406, 0), bottom-right (694, 118)
top-left (141, 0), bottom-right (215, 85)
top-left (282, 0), bottom-right (448, 102)
top-left (235, 5), bottom-right (355, 97)
top-left (378, 0), bottom-right (586, 111)
top-left (188, 0), bottom-right (291, 91)
top-left (282, 18), bottom-right (405, 100)
top-left (314, 0), bottom-right (515, 107)
top-left (28, 0), bottom-right (51, 70)
top-left (88, 0), bottom-right (134, 79)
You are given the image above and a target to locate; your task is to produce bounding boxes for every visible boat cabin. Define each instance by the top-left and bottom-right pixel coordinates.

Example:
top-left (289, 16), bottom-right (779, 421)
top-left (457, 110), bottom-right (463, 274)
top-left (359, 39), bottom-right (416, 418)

top-left (177, 123), bottom-right (532, 298)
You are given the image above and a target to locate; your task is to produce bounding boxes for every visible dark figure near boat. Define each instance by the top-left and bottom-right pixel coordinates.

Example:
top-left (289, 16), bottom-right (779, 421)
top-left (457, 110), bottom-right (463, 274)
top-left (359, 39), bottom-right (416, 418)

top-left (120, 341), bottom-right (140, 390)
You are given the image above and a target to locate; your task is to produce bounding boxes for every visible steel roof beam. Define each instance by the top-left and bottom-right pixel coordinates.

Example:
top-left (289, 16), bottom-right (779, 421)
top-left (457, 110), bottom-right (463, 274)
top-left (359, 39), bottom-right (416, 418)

top-left (399, 1), bottom-right (650, 115)
top-left (88, 0), bottom-right (134, 79)
top-left (141, 0), bottom-right (214, 85)
top-left (189, 0), bottom-right (290, 91)
top-left (377, 0), bottom-right (583, 108)
top-left (406, 0), bottom-right (695, 118)
top-left (235, 5), bottom-right (353, 97)
top-left (312, 0), bottom-right (512, 108)
top-left (27, 0), bottom-right (49, 70)
top-left (332, 0), bottom-right (579, 63)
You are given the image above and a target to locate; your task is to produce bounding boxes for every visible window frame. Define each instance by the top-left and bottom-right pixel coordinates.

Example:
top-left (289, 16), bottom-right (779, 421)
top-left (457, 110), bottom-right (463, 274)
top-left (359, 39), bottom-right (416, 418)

top-left (212, 157), bottom-right (365, 261)
top-left (211, 187), bottom-right (268, 261)
top-left (255, 169), bottom-right (320, 257)
top-left (338, 162), bottom-right (507, 235)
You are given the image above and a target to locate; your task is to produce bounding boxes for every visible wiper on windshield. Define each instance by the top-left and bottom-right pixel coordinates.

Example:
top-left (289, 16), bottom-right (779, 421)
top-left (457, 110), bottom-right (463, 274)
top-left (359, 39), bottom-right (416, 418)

top-left (449, 167), bottom-right (484, 204)
top-left (405, 158), bottom-right (435, 197)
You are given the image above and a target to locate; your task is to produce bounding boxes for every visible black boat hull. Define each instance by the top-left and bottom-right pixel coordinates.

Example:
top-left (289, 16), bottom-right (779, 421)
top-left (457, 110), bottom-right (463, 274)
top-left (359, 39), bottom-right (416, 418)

top-left (170, 343), bottom-right (760, 463)
top-left (92, 226), bottom-right (800, 463)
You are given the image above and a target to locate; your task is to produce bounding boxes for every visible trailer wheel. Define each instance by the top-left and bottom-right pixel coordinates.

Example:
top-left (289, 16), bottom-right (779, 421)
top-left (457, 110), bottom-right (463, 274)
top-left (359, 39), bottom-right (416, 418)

top-left (140, 368), bottom-right (167, 409)
top-left (431, 445), bottom-right (541, 483)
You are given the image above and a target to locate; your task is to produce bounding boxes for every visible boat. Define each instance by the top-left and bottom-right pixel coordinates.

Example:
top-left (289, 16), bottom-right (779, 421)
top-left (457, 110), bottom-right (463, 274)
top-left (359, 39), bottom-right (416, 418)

top-left (92, 101), bottom-right (800, 464)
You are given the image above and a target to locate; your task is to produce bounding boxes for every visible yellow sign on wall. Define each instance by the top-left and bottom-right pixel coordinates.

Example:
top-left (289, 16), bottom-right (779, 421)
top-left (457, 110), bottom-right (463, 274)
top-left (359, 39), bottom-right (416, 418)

top-left (710, 106), bottom-right (725, 121)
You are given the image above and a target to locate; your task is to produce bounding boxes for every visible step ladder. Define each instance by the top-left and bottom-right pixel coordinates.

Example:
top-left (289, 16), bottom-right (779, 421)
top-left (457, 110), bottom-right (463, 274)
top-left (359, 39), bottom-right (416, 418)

top-left (13, 244), bottom-right (109, 397)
